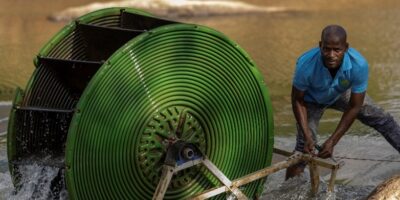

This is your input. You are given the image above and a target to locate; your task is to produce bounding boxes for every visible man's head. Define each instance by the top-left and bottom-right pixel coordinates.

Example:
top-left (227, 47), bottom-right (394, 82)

top-left (319, 25), bottom-right (349, 70)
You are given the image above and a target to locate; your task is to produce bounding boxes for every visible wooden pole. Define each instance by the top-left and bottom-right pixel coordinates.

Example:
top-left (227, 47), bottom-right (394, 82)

top-left (328, 168), bottom-right (338, 192)
top-left (309, 160), bottom-right (320, 196)
top-left (191, 148), bottom-right (342, 199)
top-left (191, 153), bottom-right (304, 199)
top-left (152, 165), bottom-right (175, 200)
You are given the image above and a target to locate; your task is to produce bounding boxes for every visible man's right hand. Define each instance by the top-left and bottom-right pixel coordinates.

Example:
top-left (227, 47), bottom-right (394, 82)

top-left (292, 86), bottom-right (316, 155)
top-left (304, 136), bottom-right (316, 156)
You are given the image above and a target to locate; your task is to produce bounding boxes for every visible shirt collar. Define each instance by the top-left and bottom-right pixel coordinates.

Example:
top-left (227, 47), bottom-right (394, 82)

top-left (341, 51), bottom-right (352, 71)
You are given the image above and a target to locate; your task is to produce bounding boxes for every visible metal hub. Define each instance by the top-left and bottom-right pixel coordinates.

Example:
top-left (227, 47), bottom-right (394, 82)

top-left (138, 106), bottom-right (206, 187)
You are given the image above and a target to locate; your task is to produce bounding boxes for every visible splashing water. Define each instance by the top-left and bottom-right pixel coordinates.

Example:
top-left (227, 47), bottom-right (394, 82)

top-left (0, 156), bottom-right (68, 200)
top-left (9, 164), bottom-right (67, 200)
top-left (0, 171), bottom-right (13, 198)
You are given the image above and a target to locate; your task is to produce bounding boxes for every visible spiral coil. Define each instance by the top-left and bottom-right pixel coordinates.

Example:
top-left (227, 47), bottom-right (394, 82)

top-left (8, 8), bottom-right (274, 199)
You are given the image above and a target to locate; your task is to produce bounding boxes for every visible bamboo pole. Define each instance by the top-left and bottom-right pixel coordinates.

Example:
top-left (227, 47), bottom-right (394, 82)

top-left (309, 160), bottom-right (320, 196)
top-left (191, 148), bottom-right (342, 199)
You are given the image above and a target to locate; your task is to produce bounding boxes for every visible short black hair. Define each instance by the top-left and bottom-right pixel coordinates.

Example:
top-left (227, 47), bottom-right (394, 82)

top-left (321, 25), bottom-right (347, 43)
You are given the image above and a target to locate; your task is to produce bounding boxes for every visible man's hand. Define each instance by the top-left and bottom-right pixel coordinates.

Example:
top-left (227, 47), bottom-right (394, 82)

top-left (318, 92), bottom-right (365, 159)
top-left (304, 136), bottom-right (316, 156)
top-left (318, 139), bottom-right (334, 158)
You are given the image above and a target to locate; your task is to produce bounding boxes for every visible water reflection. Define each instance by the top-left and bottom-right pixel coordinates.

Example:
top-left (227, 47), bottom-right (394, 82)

top-left (1, 0), bottom-right (400, 136)
top-left (187, 0), bottom-right (400, 136)
top-left (0, 0), bottom-right (110, 100)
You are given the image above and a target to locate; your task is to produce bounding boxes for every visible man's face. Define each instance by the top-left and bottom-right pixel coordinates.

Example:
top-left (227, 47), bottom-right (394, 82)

top-left (319, 36), bottom-right (348, 70)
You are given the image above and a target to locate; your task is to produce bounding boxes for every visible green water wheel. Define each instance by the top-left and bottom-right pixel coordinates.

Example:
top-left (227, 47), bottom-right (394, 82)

top-left (8, 7), bottom-right (274, 199)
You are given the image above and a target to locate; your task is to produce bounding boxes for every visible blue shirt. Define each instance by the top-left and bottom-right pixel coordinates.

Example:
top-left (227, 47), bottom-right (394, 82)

top-left (293, 47), bottom-right (368, 105)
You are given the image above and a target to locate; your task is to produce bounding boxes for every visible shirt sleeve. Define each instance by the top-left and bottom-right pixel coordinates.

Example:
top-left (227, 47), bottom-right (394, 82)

top-left (292, 59), bottom-right (308, 91)
top-left (351, 62), bottom-right (369, 93)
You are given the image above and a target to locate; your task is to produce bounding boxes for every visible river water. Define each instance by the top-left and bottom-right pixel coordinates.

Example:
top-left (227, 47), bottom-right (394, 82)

top-left (0, 0), bottom-right (400, 199)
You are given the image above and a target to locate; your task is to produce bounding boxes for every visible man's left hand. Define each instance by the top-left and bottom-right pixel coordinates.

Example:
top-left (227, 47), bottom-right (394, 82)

top-left (318, 139), bottom-right (335, 158)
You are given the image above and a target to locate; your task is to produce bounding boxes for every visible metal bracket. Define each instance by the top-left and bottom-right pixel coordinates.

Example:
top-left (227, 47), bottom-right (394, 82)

top-left (152, 141), bottom-right (249, 200)
top-left (152, 140), bottom-right (203, 200)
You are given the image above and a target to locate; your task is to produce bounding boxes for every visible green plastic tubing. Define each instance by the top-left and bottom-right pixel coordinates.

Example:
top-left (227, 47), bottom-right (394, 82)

top-left (8, 7), bottom-right (274, 200)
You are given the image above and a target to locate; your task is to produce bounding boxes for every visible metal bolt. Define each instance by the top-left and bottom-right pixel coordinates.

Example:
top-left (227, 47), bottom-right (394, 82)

top-left (183, 147), bottom-right (194, 160)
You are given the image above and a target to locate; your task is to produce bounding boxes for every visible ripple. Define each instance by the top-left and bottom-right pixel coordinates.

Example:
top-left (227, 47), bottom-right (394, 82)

top-left (49, 0), bottom-right (288, 22)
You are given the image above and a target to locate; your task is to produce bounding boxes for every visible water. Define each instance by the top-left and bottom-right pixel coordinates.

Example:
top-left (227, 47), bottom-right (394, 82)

top-left (262, 171), bottom-right (376, 200)
top-left (1, 107), bottom-right (398, 199)
top-left (2, 0), bottom-right (400, 135)
top-left (0, 0), bottom-right (110, 101)
top-left (0, 0), bottom-right (400, 199)
top-left (6, 164), bottom-right (67, 200)
top-left (273, 136), bottom-right (400, 182)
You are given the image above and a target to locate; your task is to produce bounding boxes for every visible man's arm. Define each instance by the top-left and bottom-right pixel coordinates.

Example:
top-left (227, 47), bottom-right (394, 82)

top-left (292, 86), bottom-right (315, 154)
top-left (318, 92), bottom-right (366, 158)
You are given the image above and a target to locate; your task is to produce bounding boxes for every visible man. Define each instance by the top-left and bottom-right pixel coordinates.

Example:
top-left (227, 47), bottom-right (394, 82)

top-left (286, 25), bottom-right (400, 179)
